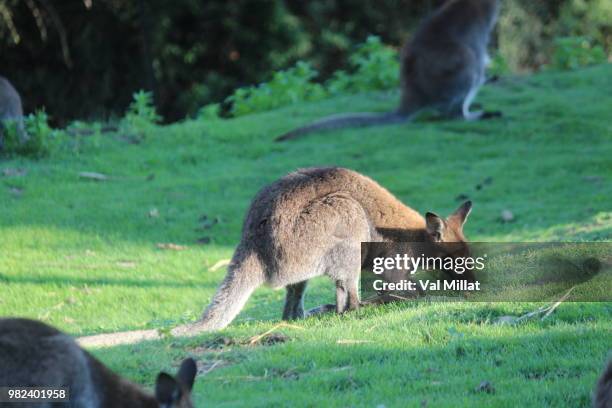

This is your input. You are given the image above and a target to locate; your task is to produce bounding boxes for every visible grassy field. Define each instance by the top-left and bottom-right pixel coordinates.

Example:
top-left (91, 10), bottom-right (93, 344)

top-left (1, 64), bottom-right (611, 407)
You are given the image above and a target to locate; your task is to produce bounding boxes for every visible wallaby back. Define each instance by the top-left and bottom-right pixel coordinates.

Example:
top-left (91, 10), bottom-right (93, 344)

top-left (243, 167), bottom-right (425, 245)
top-left (0, 318), bottom-right (196, 408)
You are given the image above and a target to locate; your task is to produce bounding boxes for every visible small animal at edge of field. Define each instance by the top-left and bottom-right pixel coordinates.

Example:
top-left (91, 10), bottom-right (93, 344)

top-left (0, 317), bottom-right (197, 408)
top-left (0, 76), bottom-right (28, 148)
top-left (275, 0), bottom-right (501, 142)
top-left (594, 360), bottom-right (612, 408)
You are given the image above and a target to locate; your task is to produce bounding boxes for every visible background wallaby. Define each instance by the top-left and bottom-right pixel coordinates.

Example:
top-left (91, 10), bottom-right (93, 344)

top-left (0, 76), bottom-right (28, 148)
top-left (0, 318), bottom-right (197, 408)
top-left (172, 167), bottom-right (472, 336)
top-left (595, 360), bottom-right (612, 408)
top-left (275, 0), bottom-right (500, 142)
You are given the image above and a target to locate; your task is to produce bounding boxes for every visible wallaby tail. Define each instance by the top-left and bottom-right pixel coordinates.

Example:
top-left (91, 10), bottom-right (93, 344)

top-left (594, 360), bottom-right (612, 408)
top-left (275, 111), bottom-right (410, 142)
top-left (77, 250), bottom-right (265, 347)
top-left (171, 250), bottom-right (266, 337)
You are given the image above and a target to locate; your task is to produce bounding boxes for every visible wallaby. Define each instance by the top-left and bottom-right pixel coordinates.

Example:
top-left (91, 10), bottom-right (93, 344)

top-left (78, 167), bottom-right (473, 347)
top-left (595, 360), bottom-right (612, 408)
top-left (0, 318), bottom-right (197, 408)
top-left (0, 76), bottom-right (28, 148)
top-left (275, 0), bottom-right (501, 142)
top-left (171, 167), bottom-right (473, 336)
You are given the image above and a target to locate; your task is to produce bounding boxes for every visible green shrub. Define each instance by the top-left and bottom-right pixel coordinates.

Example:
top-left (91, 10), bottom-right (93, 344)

top-left (1, 110), bottom-right (53, 158)
top-left (550, 36), bottom-right (607, 70)
top-left (122, 90), bottom-right (161, 132)
top-left (497, 0), bottom-right (611, 72)
top-left (488, 52), bottom-right (512, 77)
top-left (227, 61), bottom-right (327, 117)
top-left (223, 36), bottom-right (400, 117)
top-left (327, 36), bottom-right (399, 94)
top-left (555, 0), bottom-right (612, 57)
top-left (197, 103), bottom-right (221, 121)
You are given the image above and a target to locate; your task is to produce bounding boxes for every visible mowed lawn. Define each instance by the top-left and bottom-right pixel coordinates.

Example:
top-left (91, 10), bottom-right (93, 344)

top-left (0, 64), bottom-right (611, 407)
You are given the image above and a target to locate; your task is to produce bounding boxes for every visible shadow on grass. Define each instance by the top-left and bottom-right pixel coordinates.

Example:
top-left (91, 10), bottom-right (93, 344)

top-left (92, 320), bottom-right (610, 407)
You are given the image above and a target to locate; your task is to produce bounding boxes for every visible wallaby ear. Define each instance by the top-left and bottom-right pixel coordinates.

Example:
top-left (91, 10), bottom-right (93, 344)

top-left (450, 201), bottom-right (472, 227)
top-left (425, 212), bottom-right (445, 241)
top-left (176, 358), bottom-right (197, 392)
top-left (155, 372), bottom-right (181, 404)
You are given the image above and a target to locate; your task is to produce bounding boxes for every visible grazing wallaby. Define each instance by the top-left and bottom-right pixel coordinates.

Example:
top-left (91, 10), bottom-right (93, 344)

top-left (0, 76), bottom-right (28, 147)
top-left (275, 0), bottom-right (501, 142)
top-left (595, 360), bottom-right (612, 408)
top-left (171, 167), bottom-right (472, 336)
top-left (0, 318), bottom-right (197, 408)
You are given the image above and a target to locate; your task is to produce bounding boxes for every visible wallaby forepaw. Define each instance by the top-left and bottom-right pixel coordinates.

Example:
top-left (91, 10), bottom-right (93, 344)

top-left (305, 304), bottom-right (336, 317)
top-left (282, 311), bottom-right (305, 321)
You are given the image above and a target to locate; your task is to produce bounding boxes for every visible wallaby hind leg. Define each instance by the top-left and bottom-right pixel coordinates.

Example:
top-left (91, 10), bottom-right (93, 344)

top-left (292, 192), bottom-right (369, 318)
top-left (282, 280), bottom-right (308, 320)
top-left (336, 276), bottom-right (360, 314)
top-left (460, 69), bottom-right (502, 120)
top-left (347, 277), bottom-right (360, 311)
top-left (461, 84), bottom-right (484, 121)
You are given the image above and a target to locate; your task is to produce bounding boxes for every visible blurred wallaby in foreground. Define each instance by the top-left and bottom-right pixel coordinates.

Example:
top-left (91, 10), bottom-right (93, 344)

top-left (275, 0), bottom-right (500, 142)
top-left (172, 167), bottom-right (472, 336)
top-left (595, 360), bottom-right (612, 408)
top-left (0, 318), bottom-right (197, 408)
top-left (0, 76), bottom-right (28, 148)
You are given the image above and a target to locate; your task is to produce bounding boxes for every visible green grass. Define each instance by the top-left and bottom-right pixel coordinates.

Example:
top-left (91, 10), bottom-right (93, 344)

top-left (1, 64), bottom-right (611, 407)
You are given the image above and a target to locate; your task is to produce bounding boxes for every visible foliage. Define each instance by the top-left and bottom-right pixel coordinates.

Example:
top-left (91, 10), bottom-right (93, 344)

top-left (283, 0), bottom-right (429, 76)
top-left (1, 111), bottom-right (53, 158)
top-left (550, 36), bottom-right (607, 70)
top-left (487, 52), bottom-right (512, 77)
top-left (224, 36), bottom-right (401, 117)
top-left (0, 0), bottom-right (307, 123)
top-left (326, 36), bottom-right (399, 94)
top-left (122, 90), bottom-right (161, 132)
top-left (1, 0), bottom-right (611, 123)
top-left (213, 28), bottom-right (607, 117)
top-left (497, 0), bottom-right (611, 72)
top-left (228, 62), bottom-right (327, 117)
top-left (197, 103), bottom-right (221, 121)
top-left (555, 0), bottom-right (612, 55)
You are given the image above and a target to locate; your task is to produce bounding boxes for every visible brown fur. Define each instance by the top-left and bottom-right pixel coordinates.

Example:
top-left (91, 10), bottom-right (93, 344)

top-left (0, 76), bottom-right (28, 147)
top-left (172, 167), bottom-right (472, 336)
top-left (275, 0), bottom-right (500, 142)
top-left (595, 360), bottom-right (612, 408)
top-left (0, 318), bottom-right (196, 408)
